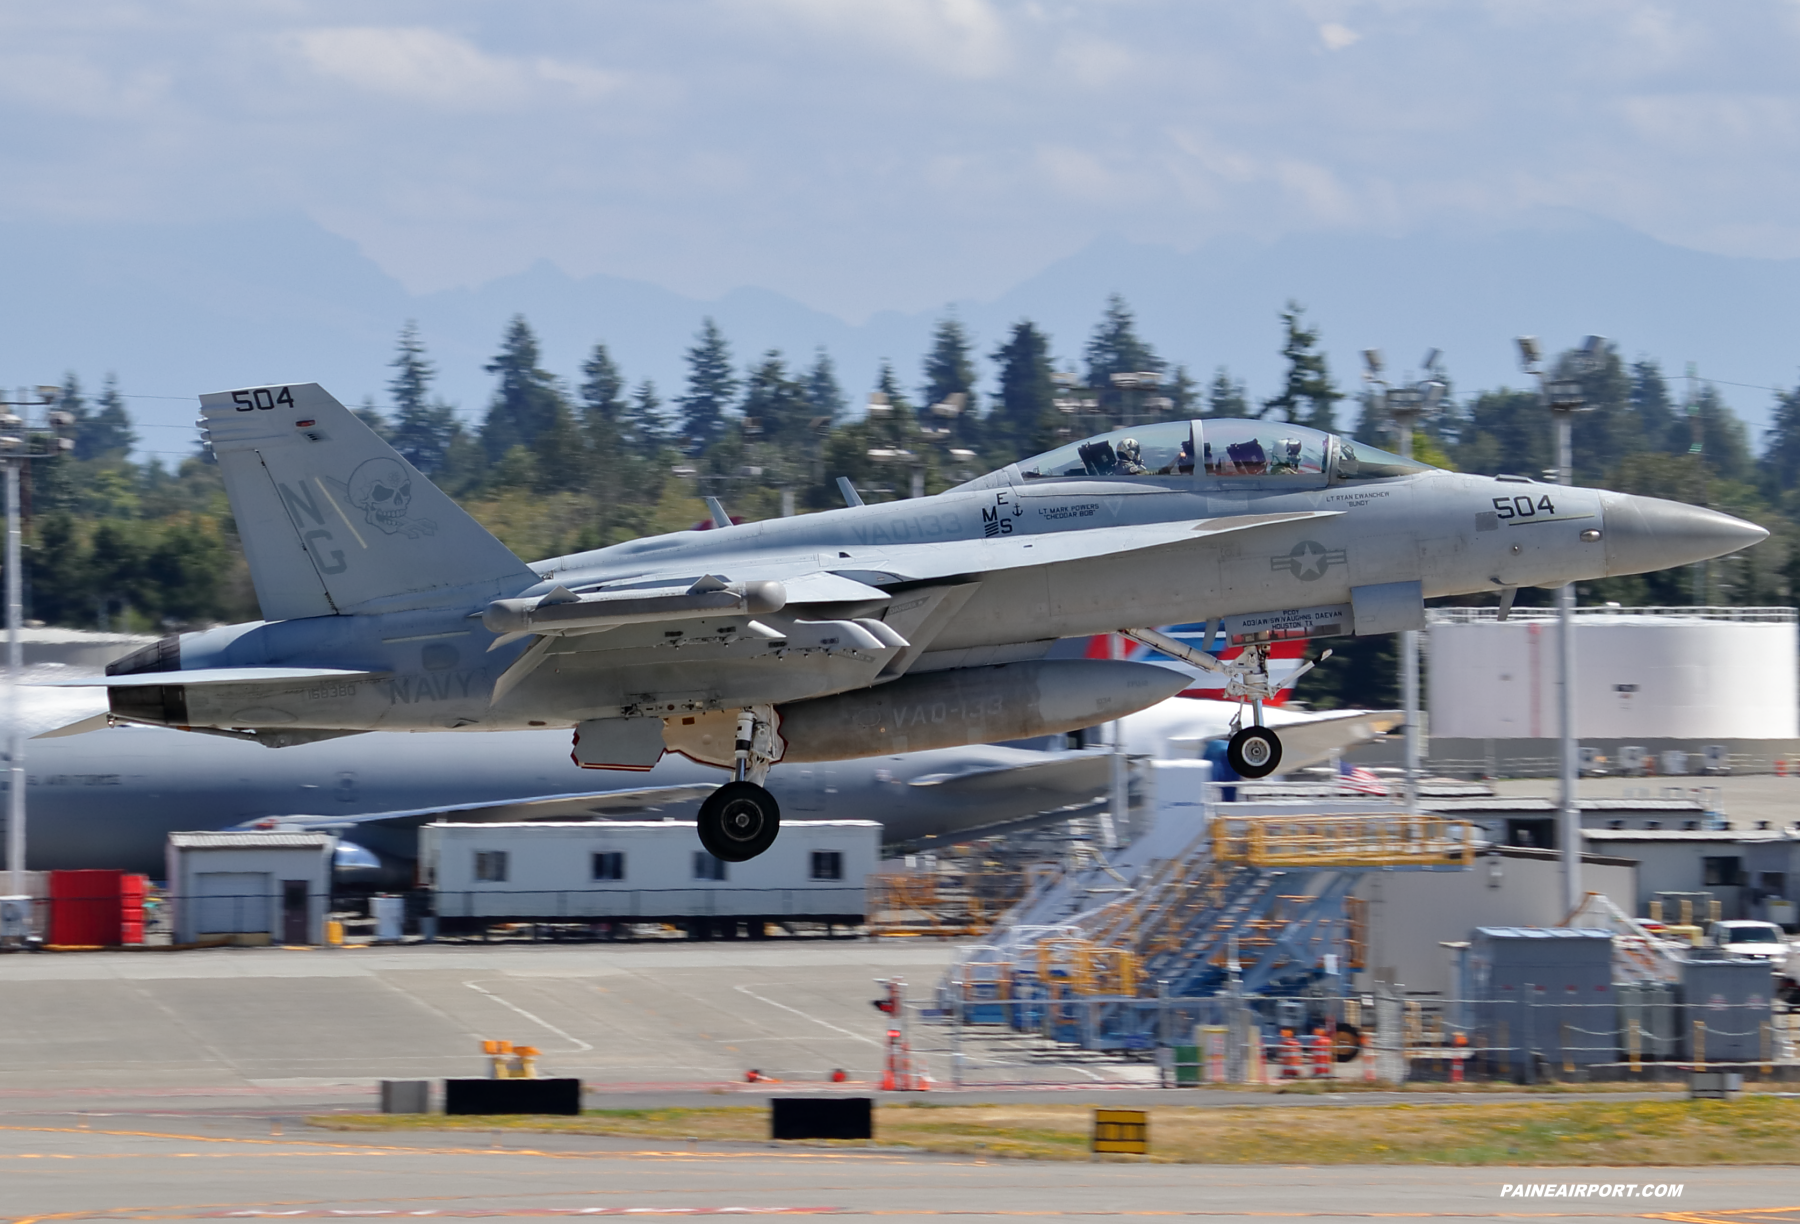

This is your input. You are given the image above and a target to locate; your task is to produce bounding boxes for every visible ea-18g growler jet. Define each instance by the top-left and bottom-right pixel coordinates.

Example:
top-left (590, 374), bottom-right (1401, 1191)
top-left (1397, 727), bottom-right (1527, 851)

top-left (54, 384), bottom-right (1766, 862)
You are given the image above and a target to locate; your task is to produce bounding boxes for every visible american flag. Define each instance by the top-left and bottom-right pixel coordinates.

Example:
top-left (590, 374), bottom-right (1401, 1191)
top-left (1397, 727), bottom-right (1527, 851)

top-left (1337, 763), bottom-right (1389, 796)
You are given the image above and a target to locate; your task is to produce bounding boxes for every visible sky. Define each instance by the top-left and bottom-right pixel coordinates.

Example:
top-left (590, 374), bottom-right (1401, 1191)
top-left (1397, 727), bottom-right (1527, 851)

top-left (4, 2), bottom-right (1800, 436)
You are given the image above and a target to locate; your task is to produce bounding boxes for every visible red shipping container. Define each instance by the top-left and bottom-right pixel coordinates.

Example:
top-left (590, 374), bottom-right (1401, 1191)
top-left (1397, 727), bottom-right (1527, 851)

top-left (120, 874), bottom-right (148, 945)
top-left (48, 869), bottom-right (125, 947)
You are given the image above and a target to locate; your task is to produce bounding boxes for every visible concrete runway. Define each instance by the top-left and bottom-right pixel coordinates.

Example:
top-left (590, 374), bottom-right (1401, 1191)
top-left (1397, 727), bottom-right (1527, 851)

top-left (3, 942), bottom-right (1796, 1222)
top-left (0, 1118), bottom-right (1793, 1222)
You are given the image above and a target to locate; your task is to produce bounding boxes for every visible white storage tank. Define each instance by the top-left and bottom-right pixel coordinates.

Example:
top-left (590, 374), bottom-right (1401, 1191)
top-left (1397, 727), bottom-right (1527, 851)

top-left (422, 820), bottom-right (880, 927)
top-left (1427, 608), bottom-right (1796, 740)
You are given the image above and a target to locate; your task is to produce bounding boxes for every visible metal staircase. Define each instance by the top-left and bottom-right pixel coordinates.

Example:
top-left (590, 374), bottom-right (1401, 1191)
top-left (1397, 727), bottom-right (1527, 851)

top-left (942, 806), bottom-right (1477, 1048)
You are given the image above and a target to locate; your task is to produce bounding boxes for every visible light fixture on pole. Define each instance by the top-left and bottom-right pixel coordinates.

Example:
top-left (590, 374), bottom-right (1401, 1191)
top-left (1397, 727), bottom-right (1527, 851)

top-left (2, 387), bottom-right (74, 906)
top-left (1363, 350), bottom-right (1442, 816)
top-left (1517, 336), bottom-right (1601, 914)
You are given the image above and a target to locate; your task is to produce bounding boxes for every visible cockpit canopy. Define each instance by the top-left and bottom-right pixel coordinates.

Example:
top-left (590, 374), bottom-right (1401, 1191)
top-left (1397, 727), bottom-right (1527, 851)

top-left (1011, 419), bottom-right (1433, 484)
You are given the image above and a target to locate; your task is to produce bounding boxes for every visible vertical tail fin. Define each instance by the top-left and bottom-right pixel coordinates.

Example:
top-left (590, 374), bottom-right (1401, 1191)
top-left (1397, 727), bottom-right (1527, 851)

top-left (199, 383), bottom-right (537, 618)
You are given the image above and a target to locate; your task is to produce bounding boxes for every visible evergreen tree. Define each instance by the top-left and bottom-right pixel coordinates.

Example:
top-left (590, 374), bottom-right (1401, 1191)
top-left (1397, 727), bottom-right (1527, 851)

top-left (803, 349), bottom-right (846, 422)
top-left (578, 342), bottom-right (628, 434)
top-left (740, 352), bottom-right (811, 446)
top-left (1206, 368), bottom-right (1250, 417)
top-left (1629, 359), bottom-right (1678, 455)
top-left (1261, 302), bottom-right (1342, 432)
top-left (481, 315), bottom-right (564, 460)
top-left (530, 402), bottom-right (591, 493)
top-left (622, 381), bottom-right (668, 455)
top-left (387, 322), bottom-right (461, 475)
top-left (1685, 383), bottom-right (1753, 483)
top-left (677, 317), bottom-right (738, 454)
top-left (353, 396), bottom-right (390, 439)
top-left (920, 315), bottom-right (979, 415)
top-left (1762, 383), bottom-right (1800, 498)
top-left (988, 321), bottom-right (1059, 459)
top-left (1083, 294), bottom-right (1165, 426)
top-left (1165, 364), bottom-right (1199, 416)
top-left (77, 374), bottom-right (136, 462)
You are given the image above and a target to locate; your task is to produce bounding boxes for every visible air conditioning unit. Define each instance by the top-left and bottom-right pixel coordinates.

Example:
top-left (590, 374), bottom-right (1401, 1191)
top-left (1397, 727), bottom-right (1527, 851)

top-left (0, 895), bottom-right (31, 940)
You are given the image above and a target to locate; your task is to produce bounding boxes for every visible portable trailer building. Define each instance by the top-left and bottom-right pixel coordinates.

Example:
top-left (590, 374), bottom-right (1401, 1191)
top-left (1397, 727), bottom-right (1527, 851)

top-left (422, 820), bottom-right (879, 930)
top-left (166, 831), bottom-right (335, 945)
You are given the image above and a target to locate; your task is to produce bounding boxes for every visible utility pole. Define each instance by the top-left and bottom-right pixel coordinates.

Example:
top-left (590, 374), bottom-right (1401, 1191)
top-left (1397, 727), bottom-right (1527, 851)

top-left (1362, 350), bottom-right (1445, 816)
top-left (2, 389), bottom-right (73, 899)
top-left (1517, 336), bottom-right (1601, 914)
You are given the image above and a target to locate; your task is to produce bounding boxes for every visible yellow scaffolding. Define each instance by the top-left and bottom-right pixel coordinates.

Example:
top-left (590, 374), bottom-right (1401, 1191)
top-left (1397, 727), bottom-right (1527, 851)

top-left (1210, 813), bottom-right (1475, 869)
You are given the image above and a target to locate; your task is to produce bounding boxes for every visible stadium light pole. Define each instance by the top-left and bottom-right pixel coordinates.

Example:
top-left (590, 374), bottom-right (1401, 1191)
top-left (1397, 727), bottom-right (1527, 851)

top-left (1517, 337), bottom-right (1600, 914)
top-left (1364, 351), bottom-right (1444, 816)
top-left (2, 389), bottom-right (74, 899)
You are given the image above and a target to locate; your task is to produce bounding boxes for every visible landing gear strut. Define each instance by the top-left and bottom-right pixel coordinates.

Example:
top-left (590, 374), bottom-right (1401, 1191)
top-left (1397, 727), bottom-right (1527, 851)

top-left (698, 707), bottom-right (782, 862)
top-left (1122, 627), bottom-right (1331, 781)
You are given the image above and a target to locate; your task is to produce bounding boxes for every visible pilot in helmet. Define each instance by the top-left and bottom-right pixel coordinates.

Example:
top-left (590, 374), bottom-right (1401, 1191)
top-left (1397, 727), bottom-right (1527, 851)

top-left (1116, 437), bottom-right (1147, 475)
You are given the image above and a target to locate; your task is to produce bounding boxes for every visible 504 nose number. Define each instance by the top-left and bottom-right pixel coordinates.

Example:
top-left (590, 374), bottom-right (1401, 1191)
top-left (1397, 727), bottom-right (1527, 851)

top-left (1493, 494), bottom-right (1556, 520)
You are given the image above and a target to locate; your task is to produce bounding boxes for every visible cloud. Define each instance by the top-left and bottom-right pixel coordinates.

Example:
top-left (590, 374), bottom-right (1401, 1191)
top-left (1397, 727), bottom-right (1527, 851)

top-left (742, 0), bottom-right (1013, 80)
top-left (287, 26), bottom-right (622, 110)
top-left (1318, 22), bottom-right (1360, 51)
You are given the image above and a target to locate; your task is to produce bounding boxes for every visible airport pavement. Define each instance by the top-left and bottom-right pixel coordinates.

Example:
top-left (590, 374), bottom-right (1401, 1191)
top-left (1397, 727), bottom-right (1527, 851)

top-left (4, 941), bottom-right (1795, 1222)
top-left (0, 941), bottom-right (968, 1109)
top-left (0, 1116), bottom-right (1793, 1223)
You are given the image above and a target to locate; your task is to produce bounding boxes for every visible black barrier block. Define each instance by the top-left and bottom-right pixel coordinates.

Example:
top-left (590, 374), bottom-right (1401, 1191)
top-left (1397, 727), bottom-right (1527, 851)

top-left (771, 1096), bottom-right (873, 1141)
top-left (443, 1078), bottom-right (582, 1115)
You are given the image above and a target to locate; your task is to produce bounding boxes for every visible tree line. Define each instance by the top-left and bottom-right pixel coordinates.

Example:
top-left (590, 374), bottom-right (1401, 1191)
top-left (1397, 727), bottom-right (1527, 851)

top-left (19, 296), bottom-right (1800, 712)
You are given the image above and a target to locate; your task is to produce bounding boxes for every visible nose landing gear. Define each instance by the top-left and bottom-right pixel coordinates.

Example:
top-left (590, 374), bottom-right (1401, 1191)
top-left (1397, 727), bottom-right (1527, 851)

top-left (698, 706), bottom-right (783, 862)
top-left (1123, 626), bottom-right (1330, 781)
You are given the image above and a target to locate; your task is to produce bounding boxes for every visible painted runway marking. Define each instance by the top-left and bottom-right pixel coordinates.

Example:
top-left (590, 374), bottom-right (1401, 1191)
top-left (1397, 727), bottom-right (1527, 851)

top-left (463, 981), bottom-right (594, 1051)
top-left (731, 986), bottom-right (879, 1046)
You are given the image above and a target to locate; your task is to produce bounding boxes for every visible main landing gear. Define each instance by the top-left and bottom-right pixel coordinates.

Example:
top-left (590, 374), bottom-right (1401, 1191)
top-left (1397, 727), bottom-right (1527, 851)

top-left (1121, 626), bottom-right (1331, 782)
top-left (697, 707), bottom-right (782, 863)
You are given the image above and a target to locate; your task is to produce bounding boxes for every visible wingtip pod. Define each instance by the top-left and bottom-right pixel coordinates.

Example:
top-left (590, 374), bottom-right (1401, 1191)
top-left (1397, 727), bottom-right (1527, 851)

top-left (1599, 492), bottom-right (1770, 578)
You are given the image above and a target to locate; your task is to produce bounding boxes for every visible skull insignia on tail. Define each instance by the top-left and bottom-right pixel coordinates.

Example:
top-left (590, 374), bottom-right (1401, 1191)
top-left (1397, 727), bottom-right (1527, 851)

top-left (347, 458), bottom-right (436, 537)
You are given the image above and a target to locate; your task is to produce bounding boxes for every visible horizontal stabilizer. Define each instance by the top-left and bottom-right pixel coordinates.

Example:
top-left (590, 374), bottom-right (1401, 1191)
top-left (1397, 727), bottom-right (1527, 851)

top-left (30, 712), bottom-right (112, 739)
top-left (35, 667), bottom-right (388, 688)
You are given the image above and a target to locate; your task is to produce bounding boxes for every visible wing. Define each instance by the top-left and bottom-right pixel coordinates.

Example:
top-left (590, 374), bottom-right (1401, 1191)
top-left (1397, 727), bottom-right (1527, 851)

top-left (906, 751), bottom-right (1112, 800)
top-left (239, 783), bottom-right (720, 834)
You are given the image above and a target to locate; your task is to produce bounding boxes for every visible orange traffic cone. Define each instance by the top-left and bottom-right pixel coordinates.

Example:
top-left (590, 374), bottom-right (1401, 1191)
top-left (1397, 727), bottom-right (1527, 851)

top-left (1450, 1032), bottom-right (1467, 1084)
top-left (1311, 1028), bottom-right (1333, 1079)
top-left (1279, 1029), bottom-right (1302, 1080)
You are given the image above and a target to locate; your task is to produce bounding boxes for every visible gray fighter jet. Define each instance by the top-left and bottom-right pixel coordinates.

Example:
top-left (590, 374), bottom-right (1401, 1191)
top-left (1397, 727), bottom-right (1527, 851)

top-left (55, 384), bottom-right (1766, 861)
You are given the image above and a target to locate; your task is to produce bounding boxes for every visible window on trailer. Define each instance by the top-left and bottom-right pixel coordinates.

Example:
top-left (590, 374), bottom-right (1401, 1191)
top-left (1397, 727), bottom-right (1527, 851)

top-left (811, 851), bottom-right (843, 881)
top-left (693, 852), bottom-right (727, 882)
top-left (592, 851), bottom-right (625, 881)
top-left (474, 850), bottom-right (509, 883)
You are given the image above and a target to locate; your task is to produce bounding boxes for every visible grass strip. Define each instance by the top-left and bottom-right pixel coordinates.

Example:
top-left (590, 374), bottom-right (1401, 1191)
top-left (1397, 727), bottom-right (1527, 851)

top-left (315, 1095), bottom-right (1800, 1165)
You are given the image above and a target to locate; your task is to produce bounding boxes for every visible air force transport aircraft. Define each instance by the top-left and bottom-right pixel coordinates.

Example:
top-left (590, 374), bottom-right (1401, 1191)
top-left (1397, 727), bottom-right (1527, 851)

top-left (18, 673), bottom-right (1394, 881)
top-left (47, 384), bottom-right (1764, 862)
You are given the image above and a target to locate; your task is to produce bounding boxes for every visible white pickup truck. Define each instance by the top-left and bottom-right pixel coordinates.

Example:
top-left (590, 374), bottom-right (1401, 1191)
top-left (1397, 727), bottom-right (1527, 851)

top-left (1705, 919), bottom-right (1794, 970)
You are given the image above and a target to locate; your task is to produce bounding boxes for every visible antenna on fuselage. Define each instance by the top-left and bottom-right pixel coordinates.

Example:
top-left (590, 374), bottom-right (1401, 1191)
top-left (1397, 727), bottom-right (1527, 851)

top-left (836, 477), bottom-right (865, 508)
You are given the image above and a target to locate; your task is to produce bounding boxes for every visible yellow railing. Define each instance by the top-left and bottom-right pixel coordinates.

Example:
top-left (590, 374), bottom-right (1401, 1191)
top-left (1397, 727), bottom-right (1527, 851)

top-left (1210, 813), bottom-right (1476, 868)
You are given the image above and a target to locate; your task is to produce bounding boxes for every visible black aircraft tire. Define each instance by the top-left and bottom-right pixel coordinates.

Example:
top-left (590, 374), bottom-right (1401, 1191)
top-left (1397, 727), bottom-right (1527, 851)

top-left (1227, 726), bottom-right (1282, 779)
top-left (697, 781), bottom-right (782, 862)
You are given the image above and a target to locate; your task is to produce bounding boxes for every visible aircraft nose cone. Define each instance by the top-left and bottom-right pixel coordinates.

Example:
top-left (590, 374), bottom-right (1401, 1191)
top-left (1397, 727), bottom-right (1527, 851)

top-left (1600, 492), bottom-right (1769, 577)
